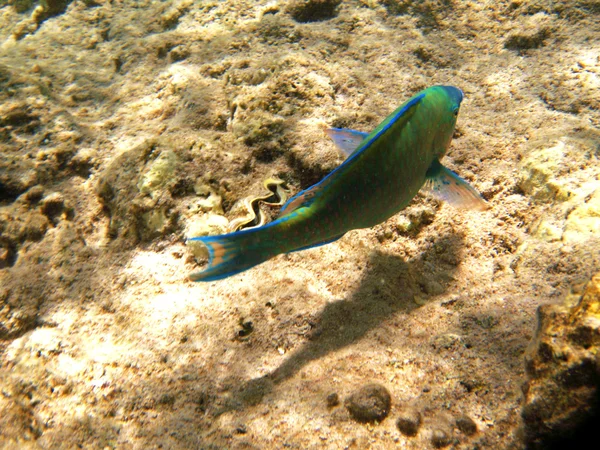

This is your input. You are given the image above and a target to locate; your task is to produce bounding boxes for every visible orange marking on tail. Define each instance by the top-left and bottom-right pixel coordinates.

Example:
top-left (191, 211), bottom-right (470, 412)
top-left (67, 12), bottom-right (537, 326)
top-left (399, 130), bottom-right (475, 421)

top-left (211, 242), bottom-right (226, 266)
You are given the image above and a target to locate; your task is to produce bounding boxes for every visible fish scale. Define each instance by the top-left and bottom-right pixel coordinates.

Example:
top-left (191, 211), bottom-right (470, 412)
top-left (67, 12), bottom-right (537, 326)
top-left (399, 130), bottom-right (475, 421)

top-left (188, 85), bottom-right (488, 282)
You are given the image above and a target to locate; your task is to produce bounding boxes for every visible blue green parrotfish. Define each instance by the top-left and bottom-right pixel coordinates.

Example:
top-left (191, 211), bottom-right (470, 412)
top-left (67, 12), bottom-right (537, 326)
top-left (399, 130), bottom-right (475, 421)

top-left (188, 85), bottom-right (487, 282)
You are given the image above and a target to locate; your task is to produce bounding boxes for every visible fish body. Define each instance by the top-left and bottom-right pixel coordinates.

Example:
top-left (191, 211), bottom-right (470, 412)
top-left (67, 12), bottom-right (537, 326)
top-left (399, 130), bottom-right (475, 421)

top-left (189, 85), bottom-right (486, 281)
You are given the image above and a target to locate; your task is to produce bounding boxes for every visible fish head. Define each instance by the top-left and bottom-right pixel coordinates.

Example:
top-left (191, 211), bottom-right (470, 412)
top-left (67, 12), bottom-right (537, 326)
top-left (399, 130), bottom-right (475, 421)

top-left (430, 85), bottom-right (464, 158)
top-left (440, 85), bottom-right (464, 109)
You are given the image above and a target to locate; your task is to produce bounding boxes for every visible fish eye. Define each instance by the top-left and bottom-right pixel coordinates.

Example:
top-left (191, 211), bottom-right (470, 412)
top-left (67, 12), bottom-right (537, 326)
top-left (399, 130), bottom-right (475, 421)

top-left (452, 107), bottom-right (459, 117)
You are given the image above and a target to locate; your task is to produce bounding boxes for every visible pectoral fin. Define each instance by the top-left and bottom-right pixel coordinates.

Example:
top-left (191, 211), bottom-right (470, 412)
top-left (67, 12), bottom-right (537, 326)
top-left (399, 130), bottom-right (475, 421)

top-left (325, 128), bottom-right (369, 158)
top-left (423, 160), bottom-right (489, 211)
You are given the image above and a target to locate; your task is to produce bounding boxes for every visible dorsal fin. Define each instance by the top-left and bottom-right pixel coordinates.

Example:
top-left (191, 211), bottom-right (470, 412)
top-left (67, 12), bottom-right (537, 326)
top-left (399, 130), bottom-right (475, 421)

top-left (325, 128), bottom-right (369, 158)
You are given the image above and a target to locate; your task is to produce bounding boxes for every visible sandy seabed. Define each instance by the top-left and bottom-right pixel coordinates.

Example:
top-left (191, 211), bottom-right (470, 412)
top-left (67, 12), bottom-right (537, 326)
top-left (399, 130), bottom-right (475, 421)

top-left (1, 1), bottom-right (599, 449)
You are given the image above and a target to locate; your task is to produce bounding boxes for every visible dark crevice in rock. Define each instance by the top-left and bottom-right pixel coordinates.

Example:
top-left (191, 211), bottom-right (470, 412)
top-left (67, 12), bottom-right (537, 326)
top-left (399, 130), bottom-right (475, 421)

top-left (0, 238), bottom-right (17, 269)
top-left (504, 28), bottom-right (551, 53)
top-left (287, 0), bottom-right (342, 23)
top-left (0, 180), bottom-right (24, 204)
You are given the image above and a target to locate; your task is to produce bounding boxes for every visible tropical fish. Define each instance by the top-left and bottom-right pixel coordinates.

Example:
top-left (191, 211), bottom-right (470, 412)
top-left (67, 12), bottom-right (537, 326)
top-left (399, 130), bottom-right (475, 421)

top-left (188, 85), bottom-right (487, 281)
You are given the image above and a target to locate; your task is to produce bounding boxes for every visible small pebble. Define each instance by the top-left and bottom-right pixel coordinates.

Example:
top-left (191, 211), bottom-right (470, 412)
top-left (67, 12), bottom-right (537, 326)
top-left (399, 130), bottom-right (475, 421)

top-left (40, 192), bottom-right (65, 219)
top-left (23, 185), bottom-right (44, 203)
top-left (344, 383), bottom-right (391, 423)
top-left (158, 393), bottom-right (175, 406)
top-left (234, 424), bottom-right (247, 434)
top-left (431, 429), bottom-right (451, 448)
top-left (0, 241), bottom-right (16, 269)
top-left (455, 414), bottom-right (477, 435)
top-left (432, 333), bottom-right (463, 350)
top-left (326, 392), bottom-right (339, 407)
top-left (396, 407), bottom-right (422, 436)
top-left (235, 320), bottom-right (254, 340)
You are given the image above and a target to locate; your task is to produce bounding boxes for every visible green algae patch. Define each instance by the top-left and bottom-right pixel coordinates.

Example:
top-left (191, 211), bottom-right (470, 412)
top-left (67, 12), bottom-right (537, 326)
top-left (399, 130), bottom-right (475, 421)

top-left (193, 183), bottom-right (224, 214)
top-left (563, 188), bottom-right (600, 244)
top-left (137, 149), bottom-right (179, 199)
top-left (96, 140), bottom-right (180, 243)
top-left (532, 219), bottom-right (563, 242)
top-left (183, 184), bottom-right (229, 260)
top-left (579, 273), bottom-right (600, 320)
top-left (141, 208), bottom-right (170, 236)
top-left (518, 141), bottom-right (573, 203)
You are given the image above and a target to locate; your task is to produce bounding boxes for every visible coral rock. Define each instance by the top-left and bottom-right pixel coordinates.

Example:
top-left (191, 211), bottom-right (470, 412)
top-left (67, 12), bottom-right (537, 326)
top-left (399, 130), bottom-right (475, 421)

top-left (520, 272), bottom-right (600, 449)
top-left (345, 383), bottom-right (391, 423)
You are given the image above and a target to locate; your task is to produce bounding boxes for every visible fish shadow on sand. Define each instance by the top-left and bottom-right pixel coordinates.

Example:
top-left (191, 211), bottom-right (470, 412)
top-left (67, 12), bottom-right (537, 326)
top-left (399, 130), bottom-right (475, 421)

top-left (215, 230), bottom-right (465, 414)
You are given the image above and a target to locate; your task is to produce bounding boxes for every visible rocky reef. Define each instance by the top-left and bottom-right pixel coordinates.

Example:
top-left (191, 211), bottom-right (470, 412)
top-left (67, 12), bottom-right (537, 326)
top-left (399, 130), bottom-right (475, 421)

top-left (0, 0), bottom-right (599, 448)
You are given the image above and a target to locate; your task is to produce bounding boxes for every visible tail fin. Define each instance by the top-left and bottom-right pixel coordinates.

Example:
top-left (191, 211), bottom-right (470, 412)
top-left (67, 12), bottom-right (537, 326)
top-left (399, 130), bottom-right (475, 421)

top-left (187, 226), bottom-right (277, 282)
